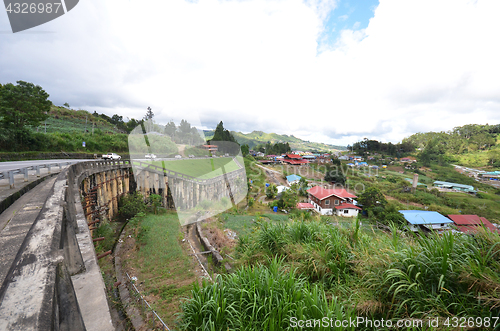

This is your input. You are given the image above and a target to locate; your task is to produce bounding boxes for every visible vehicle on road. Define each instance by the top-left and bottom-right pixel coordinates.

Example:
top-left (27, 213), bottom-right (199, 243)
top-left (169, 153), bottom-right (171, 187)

top-left (145, 154), bottom-right (157, 159)
top-left (188, 155), bottom-right (195, 158)
top-left (175, 155), bottom-right (182, 159)
top-left (102, 153), bottom-right (121, 160)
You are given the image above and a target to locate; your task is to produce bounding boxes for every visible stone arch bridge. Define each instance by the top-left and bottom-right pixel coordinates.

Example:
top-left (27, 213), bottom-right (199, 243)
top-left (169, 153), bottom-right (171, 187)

top-left (0, 159), bottom-right (246, 330)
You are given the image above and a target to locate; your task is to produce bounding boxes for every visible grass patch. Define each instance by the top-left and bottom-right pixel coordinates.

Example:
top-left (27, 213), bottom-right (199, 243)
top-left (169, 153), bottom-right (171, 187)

top-left (123, 212), bottom-right (199, 328)
top-left (262, 213), bottom-right (289, 221)
top-left (154, 156), bottom-right (242, 179)
top-left (222, 214), bottom-right (257, 237)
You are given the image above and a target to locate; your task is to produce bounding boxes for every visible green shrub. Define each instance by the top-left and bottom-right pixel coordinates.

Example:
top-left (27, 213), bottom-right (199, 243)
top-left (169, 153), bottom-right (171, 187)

top-left (118, 192), bottom-right (146, 220)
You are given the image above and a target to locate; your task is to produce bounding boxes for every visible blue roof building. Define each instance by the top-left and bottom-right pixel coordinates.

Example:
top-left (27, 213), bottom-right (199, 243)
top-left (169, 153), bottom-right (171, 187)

top-left (286, 174), bottom-right (301, 185)
top-left (399, 210), bottom-right (453, 232)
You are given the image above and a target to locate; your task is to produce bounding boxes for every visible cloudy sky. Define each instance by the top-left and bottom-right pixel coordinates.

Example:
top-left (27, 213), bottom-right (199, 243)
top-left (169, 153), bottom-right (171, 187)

top-left (1, 0), bottom-right (499, 146)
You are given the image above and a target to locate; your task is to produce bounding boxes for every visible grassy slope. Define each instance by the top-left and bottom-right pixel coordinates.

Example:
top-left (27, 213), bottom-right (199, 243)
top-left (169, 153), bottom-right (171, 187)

top-left (42, 106), bottom-right (121, 134)
top-left (153, 156), bottom-right (242, 179)
top-left (123, 213), bottom-right (198, 328)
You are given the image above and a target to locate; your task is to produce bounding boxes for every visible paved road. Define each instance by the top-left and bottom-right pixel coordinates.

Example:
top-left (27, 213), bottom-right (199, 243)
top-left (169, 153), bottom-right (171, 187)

top-left (0, 159), bottom-right (92, 173)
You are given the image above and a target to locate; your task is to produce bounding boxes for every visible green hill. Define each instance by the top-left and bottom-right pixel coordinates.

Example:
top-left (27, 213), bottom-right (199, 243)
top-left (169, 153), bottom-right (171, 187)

top-left (42, 106), bottom-right (122, 134)
top-left (204, 130), bottom-right (346, 152)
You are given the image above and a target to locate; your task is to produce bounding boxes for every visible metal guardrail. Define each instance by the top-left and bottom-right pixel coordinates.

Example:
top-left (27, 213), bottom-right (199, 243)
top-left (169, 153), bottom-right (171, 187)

top-left (125, 272), bottom-right (170, 331)
top-left (0, 161), bottom-right (80, 189)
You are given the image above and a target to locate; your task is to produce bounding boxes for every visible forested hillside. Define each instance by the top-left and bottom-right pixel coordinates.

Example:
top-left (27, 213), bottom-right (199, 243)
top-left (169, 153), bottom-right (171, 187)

top-left (204, 130), bottom-right (347, 152)
top-left (351, 123), bottom-right (500, 168)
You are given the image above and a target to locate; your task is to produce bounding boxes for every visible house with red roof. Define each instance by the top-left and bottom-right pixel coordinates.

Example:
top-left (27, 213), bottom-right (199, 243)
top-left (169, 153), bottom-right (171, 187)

top-left (447, 215), bottom-right (499, 234)
top-left (282, 153), bottom-right (310, 166)
top-left (306, 186), bottom-right (361, 217)
top-left (201, 144), bottom-right (218, 152)
top-left (296, 202), bottom-right (315, 210)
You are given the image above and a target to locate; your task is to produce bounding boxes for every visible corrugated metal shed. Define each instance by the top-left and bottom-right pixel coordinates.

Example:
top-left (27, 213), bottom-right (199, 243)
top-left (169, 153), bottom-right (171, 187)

top-left (399, 210), bottom-right (453, 225)
top-left (447, 214), bottom-right (499, 233)
top-left (286, 174), bottom-right (301, 182)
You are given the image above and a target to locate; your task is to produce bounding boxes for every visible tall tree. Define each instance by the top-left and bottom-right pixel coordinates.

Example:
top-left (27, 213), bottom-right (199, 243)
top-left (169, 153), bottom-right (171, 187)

top-left (144, 106), bottom-right (154, 120)
top-left (210, 121), bottom-right (239, 154)
top-left (0, 81), bottom-right (51, 148)
top-left (164, 120), bottom-right (176, 137)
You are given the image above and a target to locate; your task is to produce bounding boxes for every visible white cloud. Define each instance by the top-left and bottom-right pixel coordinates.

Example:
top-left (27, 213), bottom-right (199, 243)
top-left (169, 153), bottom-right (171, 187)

top-left (1, 0), bottom-right (500, 147)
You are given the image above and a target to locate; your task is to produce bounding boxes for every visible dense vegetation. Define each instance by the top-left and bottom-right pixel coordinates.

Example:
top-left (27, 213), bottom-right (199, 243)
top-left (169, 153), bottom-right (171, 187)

top-left (179, 218), bottom-right (500, 330)
top-left (351, 123), bottom-right (500, 168)
top-left (253, 141), bottom-right (292, 155)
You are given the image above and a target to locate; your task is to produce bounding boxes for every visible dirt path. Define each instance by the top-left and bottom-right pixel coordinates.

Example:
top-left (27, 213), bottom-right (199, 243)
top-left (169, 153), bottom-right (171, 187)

top-left (177, 144), bottom-right (187, 157)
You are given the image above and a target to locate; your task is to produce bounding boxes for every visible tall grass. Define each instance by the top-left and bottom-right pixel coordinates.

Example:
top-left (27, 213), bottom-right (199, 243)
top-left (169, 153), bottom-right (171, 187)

top-left (363, 229), bottom-right (500, 319)
top-left (238, 220), bottom-right (354, 283)
top-left (234, 217), bottom-right (500, 327)
top-left (179, 258), bottom-right (356, 331)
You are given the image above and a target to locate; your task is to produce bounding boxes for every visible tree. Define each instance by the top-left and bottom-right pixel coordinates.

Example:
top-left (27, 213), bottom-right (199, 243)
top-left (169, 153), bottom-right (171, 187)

top-left (0, 81), bottom-right (51, 148)
top-left (278, 188), bottom-right (298, 210)
top-left (210, 121), bottom-right (240, 154)
top-left (63, 102), bottom-right (70, 108)
top-left (489, 150), bottom-right (500, 167)
top-left (357, 186), bottom-right (387, 210)
top-left (126, 118), bottom-right (142, 133)
top-left (178, 119), bottom-right (192, 143)
top-left (266, 184), bottom-right (278, 199)
top-left (144, 106), bottom-right (154, 120)
top-left (211, 121), bottom-right (236, 143)
top-left (298, 177), bottom-right (309, 197)
top-left (324, 165), bottom-right (346, 185)
top-left (165, 120), bottom-right (176, 138)
top-left (241, 144), bottom-right (250, 156)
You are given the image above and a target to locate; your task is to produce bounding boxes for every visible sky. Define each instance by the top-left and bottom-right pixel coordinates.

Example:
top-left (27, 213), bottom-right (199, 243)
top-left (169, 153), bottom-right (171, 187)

top-left (1, 0), bottom-right (500, 147)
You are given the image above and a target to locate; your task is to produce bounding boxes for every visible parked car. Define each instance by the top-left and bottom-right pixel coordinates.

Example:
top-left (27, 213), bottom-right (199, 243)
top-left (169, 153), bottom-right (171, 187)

top-left (102, 153), bottom-right (121, 160)
top-left (145, 154), bottom-right (157, 159)
top-left (175, 155), bottom-right (182, 159)
top-left (188, 155), bottom-right (195, 158)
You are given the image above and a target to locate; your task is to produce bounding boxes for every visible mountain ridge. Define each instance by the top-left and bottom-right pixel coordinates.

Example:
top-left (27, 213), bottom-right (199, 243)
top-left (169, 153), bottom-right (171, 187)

top-left (204, 129), bottom-right (346, 152)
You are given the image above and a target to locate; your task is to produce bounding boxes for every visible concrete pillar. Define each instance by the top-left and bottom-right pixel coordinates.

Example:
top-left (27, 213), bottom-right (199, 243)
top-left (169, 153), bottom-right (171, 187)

top-left (106, 171), bottom-right (113, 220)
top-left (111, 170), bottom-right (118, 219)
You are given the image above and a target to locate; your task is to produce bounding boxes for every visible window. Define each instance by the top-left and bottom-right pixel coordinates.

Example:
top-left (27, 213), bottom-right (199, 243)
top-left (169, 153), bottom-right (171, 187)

top-left (325, 200), bottom-right (330, 205)
top-left (334, 200), bottom-right (339, 205)
top-left (344, 209), bottom-right (349, 214)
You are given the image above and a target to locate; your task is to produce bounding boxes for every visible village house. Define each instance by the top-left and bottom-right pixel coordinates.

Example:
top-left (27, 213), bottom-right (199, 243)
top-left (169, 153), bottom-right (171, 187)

top-left (282, 153), bottom-right (310, 166)
top-left (286, 174), bottom-right (301, 185)
top-left (201, 144), bottom-right (218, 152)
top-left (307, 186), bottom-right (360, 217)
top-left (399, 210), bottom-right (453, 232)
top-left (433, 181), bottom-right (477, 193)
top-left (447, 214), bottom-right (499, 234)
